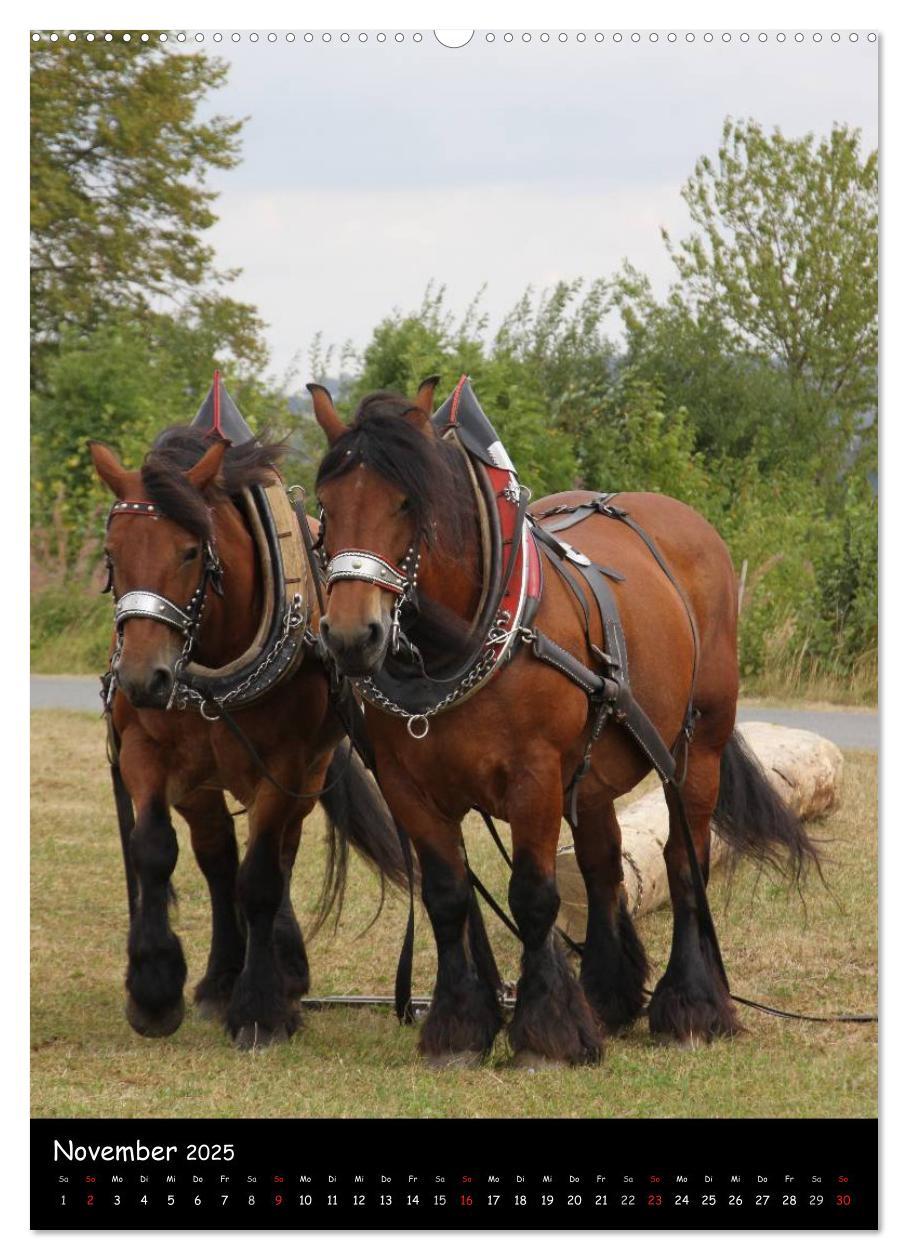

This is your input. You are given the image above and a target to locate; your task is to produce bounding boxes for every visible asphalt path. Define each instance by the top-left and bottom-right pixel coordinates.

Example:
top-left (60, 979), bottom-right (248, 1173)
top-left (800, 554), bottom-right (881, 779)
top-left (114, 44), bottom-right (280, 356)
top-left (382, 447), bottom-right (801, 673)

top-left (30, 675), bottom-right (879, 750)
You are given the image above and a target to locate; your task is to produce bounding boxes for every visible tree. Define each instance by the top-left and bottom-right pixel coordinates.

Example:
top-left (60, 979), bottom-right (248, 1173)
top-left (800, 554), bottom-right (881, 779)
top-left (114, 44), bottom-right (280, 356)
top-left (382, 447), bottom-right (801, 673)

top-left (30, 36), bottom-right (246, 385)
top-left (31, 305), bottom-right (292, 576)
top-left (660, 118), bottom-right (877, 478)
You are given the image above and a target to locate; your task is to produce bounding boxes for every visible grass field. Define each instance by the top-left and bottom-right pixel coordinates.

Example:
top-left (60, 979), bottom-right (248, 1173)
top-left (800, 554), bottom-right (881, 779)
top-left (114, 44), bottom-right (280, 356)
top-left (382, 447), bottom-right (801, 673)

top-left (31, 711), bottom-right (877, 1120)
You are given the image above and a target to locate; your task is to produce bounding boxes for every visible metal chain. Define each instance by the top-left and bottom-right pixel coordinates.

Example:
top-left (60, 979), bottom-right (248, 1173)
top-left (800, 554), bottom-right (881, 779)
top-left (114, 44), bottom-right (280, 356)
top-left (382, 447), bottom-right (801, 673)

top-left (356, 608), bottom-right (517, 737)
top-left (171, 592), bottom-right (306, 718)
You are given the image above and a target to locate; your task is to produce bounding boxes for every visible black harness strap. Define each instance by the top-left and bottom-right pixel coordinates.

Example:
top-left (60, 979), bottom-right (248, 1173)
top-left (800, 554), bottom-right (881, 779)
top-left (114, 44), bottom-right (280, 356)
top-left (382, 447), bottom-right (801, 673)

top-left (393, 820), bottom-right (417, 1025)
top-left (101, 683), bottom-right (138, 923)
top-left (532, 527), bottom-right (679, 824)
top-left (531, 630), bottom-right (609, 696)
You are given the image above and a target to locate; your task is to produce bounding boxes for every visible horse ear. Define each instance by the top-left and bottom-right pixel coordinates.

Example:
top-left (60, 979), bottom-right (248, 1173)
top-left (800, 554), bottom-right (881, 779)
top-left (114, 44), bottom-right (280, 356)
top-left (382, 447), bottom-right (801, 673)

top-left (414, 375), bottom-right (440, 417)
top-left (306, 383), bottom-right (348, 444)
top-left (88, 441), bottom-right (129, 498)
top-left (186, 438), bottom-right (228, 491)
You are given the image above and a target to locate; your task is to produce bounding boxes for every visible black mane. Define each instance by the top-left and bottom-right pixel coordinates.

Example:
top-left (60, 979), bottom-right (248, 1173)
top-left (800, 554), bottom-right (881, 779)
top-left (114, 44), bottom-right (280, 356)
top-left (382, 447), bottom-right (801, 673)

top-left (315, 392), bottom-right (477, 665)
top-left (140, 426), bottom-right (288, 538)
top-left (315, 391), bottom-right (472, 553)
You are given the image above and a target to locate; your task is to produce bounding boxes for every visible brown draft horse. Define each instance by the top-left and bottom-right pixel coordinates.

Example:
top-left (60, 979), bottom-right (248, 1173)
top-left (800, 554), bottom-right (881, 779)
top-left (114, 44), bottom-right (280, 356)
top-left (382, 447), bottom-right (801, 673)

top-left (90, 428), bottom-right (406, 1049)
top-left (309, 380), bottom-right (814, 1067)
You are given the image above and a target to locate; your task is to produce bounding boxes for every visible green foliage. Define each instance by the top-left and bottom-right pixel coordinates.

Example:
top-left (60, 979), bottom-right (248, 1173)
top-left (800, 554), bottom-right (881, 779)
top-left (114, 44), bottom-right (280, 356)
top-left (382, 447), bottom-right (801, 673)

top-left (31, 308), bottom-right (293, 575)
top-left (30, 40), bottom-right (291, 583)
top-left (344, 281), bottom-right (618, 495)
top-left (656, 119), bottom-right (877, 484)
top-left (31, 585), bottom-right (112, 675)
top-left (30, 35), bottom-right (246, 386)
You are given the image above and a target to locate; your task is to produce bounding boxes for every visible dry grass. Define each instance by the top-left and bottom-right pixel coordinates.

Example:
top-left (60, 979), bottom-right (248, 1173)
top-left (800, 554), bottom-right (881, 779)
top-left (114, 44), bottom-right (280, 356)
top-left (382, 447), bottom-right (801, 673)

top-left (31, 712), bottom-right (877, 1120)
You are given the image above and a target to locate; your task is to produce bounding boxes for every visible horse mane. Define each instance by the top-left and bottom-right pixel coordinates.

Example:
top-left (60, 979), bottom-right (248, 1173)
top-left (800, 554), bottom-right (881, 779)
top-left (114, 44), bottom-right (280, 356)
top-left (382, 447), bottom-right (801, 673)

top-left (314, 391), bottom-right (472, 554)
top-left (140, 426), bottom-right (289, 539)
top-left (315, 392), bottom-right (477, 665)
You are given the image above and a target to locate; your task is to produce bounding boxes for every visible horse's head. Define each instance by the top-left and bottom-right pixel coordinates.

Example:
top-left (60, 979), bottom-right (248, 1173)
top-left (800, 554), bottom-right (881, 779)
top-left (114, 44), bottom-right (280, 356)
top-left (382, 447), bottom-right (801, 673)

top-left (311, 377), bottom-right (451, 677)
top-left (90, 438), bottom-right (227, 708)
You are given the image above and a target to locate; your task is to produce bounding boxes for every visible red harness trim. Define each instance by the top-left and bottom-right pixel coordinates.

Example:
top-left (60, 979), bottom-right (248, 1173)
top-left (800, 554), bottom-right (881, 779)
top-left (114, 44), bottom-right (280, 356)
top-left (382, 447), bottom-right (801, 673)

top-left (205, 368), bottom-right (224, 439)
top-left (447, 374), bottom-right (468, 428)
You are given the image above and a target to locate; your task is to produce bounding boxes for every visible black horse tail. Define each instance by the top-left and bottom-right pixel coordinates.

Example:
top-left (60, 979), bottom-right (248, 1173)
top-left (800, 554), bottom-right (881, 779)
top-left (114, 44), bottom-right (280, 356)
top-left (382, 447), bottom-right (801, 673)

top-left (712, 729), bottom-right (823, 882)
top-left (313, 740), bottom-right (411, 933)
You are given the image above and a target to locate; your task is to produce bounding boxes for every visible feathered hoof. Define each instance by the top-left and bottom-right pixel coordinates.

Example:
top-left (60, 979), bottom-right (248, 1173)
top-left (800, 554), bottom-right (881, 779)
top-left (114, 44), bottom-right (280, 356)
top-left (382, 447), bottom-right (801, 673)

top-left (510, 1050), bottom-right (579, 1072)
top-left (231, 1020), bottom-right (294, 1052)
top-left (423, 1050), bottom-right (484, 1070)
top-left (648, 981), bottom-right (741, 1045)
top-left (126, 994), bottom-right (185, 1039)
top-left (194, 996), bottom-right (230, 1024)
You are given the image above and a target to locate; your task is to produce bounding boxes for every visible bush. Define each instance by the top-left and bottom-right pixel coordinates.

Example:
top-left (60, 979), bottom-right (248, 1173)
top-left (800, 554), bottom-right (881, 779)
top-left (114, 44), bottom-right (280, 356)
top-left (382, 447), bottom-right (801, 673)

top-left (31, 585), bottom-right (113, 675)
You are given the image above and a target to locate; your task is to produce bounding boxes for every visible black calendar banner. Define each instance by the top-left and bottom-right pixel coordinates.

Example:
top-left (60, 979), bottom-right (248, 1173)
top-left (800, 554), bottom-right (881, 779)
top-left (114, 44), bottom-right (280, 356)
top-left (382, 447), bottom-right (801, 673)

top-left (31, 1117), bottom-right (877, 1230)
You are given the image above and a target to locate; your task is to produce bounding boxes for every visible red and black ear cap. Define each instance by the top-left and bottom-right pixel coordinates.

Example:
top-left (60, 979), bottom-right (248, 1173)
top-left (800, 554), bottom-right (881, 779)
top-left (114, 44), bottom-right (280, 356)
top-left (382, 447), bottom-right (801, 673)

top-left (189, 369), bottom-right (255, 445)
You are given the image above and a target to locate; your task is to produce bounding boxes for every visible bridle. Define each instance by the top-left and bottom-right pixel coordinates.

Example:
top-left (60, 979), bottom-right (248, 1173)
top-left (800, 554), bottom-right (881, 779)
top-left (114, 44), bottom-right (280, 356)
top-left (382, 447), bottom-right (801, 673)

top-left (103, 497), bottom-right (224, 708)
top-left (317, 506), bottom-right (422, 658)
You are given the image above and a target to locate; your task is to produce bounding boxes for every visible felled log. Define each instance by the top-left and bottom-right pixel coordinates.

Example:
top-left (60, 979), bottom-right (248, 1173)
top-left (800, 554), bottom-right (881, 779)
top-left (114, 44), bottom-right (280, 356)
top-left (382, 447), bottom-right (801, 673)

top-left (555, 721), bottom-right (843, 940)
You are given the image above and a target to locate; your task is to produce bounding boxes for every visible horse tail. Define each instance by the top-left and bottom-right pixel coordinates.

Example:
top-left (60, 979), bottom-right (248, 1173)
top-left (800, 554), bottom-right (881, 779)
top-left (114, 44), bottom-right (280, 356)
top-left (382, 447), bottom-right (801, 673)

top-left (313, 740), bottom-right (411, 933)
top-left (711, 729), bottom-right (823, 882)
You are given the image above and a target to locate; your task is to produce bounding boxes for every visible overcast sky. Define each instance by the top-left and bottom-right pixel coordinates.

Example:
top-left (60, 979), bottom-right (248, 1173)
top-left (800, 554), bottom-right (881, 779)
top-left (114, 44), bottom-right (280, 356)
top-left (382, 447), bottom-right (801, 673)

top-left (197, 32), bottom-right (878, 385)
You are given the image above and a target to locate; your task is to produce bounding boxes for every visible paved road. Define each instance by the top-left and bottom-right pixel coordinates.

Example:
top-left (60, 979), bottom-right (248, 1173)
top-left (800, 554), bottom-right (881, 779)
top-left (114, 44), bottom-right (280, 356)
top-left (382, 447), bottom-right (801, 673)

top-left (736, 705), bottom-right (878, 750)
top-left (31, 675), bottom-right (104, 712)
top-left (31, 675), bottom-right (879, 750)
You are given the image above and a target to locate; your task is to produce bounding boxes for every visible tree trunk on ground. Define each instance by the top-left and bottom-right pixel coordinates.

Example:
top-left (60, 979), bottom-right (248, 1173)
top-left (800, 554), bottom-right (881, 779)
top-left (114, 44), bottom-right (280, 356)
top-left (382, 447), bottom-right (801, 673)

top-left (555, 721), bottom-right (844, 939)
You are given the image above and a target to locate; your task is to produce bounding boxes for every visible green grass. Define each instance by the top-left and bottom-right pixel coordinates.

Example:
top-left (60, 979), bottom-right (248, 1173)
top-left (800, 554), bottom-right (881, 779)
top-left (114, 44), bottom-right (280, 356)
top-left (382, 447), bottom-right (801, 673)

top-left (739, 657), bottom-right (877, 707)
top-left (31, 712), bottom-right (877, 1119)
top-left (31, 586), bottom-right (112, 674)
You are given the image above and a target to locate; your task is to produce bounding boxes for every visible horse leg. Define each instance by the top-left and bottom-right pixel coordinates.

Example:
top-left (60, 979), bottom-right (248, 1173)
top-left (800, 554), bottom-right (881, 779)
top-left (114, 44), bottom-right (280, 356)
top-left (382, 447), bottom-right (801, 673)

top-left (175, 790), bottom-right (246, 1022)
top-left (273, 820), bottom-right (310, 1000)
top-left (122, 790), bottom-right (187, 1038)
top-left (648, 743), bottom-right (741, 1043)
top-left (226, 790), bottom-right (310, 1050)
top-left (414, 825), bottom-right (502, 1066)
top-left (508, 764), bottom-right (602, 1066)
top-left (571, 797), bottom-right (649, 1034)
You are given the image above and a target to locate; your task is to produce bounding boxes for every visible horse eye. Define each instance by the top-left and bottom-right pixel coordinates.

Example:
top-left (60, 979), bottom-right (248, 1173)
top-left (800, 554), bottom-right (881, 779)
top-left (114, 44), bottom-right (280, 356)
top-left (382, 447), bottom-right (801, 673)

top-left (399, 498), bottom-right (412, 513)
top-left (182, 545), bottom-right (200, 563)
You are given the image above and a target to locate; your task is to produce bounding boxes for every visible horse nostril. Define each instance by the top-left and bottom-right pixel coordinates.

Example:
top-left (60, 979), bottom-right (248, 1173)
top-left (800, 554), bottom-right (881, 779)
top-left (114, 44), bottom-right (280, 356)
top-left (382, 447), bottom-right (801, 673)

top-left (319, 616), bottom-right (384, 661)
top-left (149, 666), bottom-right (173, 700)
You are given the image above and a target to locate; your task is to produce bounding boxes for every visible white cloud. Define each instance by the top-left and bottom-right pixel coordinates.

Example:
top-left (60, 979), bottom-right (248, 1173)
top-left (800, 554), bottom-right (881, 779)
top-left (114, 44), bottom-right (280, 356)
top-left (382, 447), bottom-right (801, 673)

top-left (210, 180), bottom-right (687, 381)
top-left (197, 34), bottom-right (877, 380)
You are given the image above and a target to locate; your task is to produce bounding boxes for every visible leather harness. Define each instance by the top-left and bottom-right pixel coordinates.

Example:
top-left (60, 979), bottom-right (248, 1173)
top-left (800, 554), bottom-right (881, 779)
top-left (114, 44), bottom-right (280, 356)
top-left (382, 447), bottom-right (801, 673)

top-left (321, 376), bottom-right (698, 819)
top-left (102, 376), bottom-right (314, 720)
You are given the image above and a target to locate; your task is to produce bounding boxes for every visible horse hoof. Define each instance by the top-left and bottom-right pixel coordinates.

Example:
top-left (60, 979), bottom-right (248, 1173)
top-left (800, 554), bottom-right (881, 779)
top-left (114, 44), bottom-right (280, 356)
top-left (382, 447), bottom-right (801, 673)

top-left (510, 1050), bottom-right (570, 1072)
top-left (194, 996), bottom-right (229, 1024)
top-left (126, 995), bottom-right (185, 1039)
top-left (423, 1050), bottom-right (483, 1070)
top-left (232, 1021), bottom-right (291, 1052)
